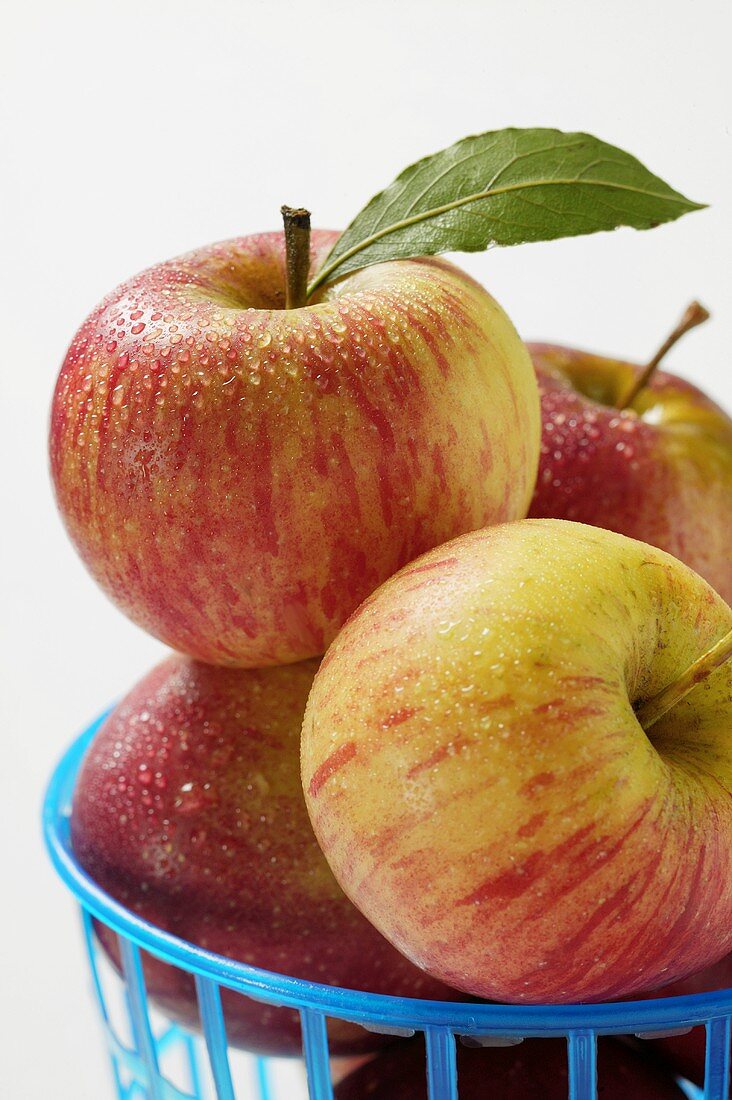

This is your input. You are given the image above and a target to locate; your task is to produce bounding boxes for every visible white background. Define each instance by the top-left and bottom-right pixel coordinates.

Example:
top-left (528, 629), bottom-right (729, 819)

top-left (2, 0), bottom-right (731, 1095)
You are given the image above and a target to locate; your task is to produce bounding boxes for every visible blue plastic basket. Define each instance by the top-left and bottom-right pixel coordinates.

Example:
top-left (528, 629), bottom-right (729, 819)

top-left (44, 714), bottom-right (732, 1100)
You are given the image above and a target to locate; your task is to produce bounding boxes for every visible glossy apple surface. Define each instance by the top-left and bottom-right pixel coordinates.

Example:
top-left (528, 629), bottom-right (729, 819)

top-left (528, 343), bottom-right (732, 603)
top-left (302, 519), bottom-right (732, 1004)
top-left (50, 232), bottom-right (539, 666)
top-left (71, 656), bottom-right (462, 1056)
top-left (334, 1035), bottom-right (687, 1099)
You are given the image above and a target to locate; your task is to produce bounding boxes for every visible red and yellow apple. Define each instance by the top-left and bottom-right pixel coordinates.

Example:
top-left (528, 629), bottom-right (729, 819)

top-left (50, 230), bottom-right (539, 666)
top-left (528, 336), bottom-right (732, 603)
top-left (334, 1036), bottom-right (688, 1099)
top-left (71, 655), bottom-right (462, 1056)
top-left (302, 519), bottom-right (732, 1004)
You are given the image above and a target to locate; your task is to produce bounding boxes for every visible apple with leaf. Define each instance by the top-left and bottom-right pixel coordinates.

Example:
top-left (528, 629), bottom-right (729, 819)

top-left (50, 128), bottom-right (704, 666)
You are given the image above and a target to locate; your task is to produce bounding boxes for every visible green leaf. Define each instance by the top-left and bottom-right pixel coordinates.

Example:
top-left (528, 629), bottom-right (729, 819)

top-left (307, 128), bottom-right (705, 295)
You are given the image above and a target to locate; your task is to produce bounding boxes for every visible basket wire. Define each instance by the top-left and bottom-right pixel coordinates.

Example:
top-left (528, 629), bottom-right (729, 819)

top-left (44, 717), bottom-right (732, 1100)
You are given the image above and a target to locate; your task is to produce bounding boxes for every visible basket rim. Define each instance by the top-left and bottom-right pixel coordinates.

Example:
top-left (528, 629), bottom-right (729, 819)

top-left (43, 712), bottom-right (732, 1037)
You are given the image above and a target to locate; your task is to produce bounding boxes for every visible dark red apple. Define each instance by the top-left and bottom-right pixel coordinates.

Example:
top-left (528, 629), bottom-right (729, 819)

top-left (333, 1035), bottom-right (687, 1098)
top-left (71, 655), bottom-right (462, 1056)
top-left (528, 304), bottom-right (732, 603)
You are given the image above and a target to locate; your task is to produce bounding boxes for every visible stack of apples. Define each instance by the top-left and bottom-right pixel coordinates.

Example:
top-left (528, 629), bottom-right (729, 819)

top-left (50, 129), bottom-right (732, 1096)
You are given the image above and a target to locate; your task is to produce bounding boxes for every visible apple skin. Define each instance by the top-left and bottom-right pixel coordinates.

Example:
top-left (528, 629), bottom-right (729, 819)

top-left (333, 1035), bottom-right (687, 1099)
top-left (528, 343), bottom-right (732, 603)
top-left (71, 655), bottom-right (463, 1056)
top-left (49, 231), bottom-right (539, 667)
top-left (302, 518), bottom-right (732, 1005)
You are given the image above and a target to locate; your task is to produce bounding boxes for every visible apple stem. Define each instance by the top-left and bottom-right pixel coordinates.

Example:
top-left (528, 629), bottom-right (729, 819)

top-left (281, 206), bottom-right (312, 309)
top-left (636, 626), bottom-right (732, 731)
top-left (615, 300), bottom-right (710, 410)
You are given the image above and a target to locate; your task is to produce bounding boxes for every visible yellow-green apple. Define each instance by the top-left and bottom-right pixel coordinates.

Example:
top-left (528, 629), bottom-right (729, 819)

top-left (528, 305), bottom-right (732, 603)
top-left (334, 1036), bottom-right (688, 1099)
top-left (71, 655), bottom-right (462, 1056)
top-left (302, 519), bottom-right (732, 1005)
top-left (50, 227), bottom-right (539, 666)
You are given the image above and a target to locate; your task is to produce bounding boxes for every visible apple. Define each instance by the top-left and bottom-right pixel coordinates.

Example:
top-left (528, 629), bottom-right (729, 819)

top-left (50, 223), bottom-right (539, 667)
top-left (333, 1035), bottom-right (688, 1099)
top-left (302, 518), bottom-right (732, 1005)
top-left (528, 304), bottom-right (732, 603)
top-left (71, 654), bottom-right (462, 1056)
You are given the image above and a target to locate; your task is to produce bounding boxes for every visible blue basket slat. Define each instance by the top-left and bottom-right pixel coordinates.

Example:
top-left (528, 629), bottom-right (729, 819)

top-left (194, 975), bottom-right (237, 1100)
top-left (97, 1008), bottom-right (195, 1100)
top-left (254, 1057), bottom-right (272, 1100)
top-left (425, 1027), bottom-right (458, 1099)
top-left (119, 936), bottom-right (166, 1100)
top-left (300, 1008), bottom-right (333, 1100)
top-left (567, 1030), bottom-right (597, 1100)
top-left (82, 906), bottom-right (113, 1025)
top-left (44, 720), bottom-right (732, 1100)
top-left (680, 1084), bottom-right (705, 1100)
top-left (704, 1016), bottom-right (731, 1099)
top-left (183, 1032), bottom-right (204, 1098)
top-left (81, 906), bottom-right (132, 1098)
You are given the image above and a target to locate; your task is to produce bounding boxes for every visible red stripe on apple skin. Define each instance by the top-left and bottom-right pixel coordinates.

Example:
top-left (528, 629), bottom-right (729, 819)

top-left (400, 557), bottom-right (460, 578)
top-left (330, 432), bottom-right (363, 525)
top-left (558, 674), bottom-right (608, 689)
top-left (519, 771), bottom-right (555, 797)
top-left (456, 821), bottom-right (597, 908)
top-left (380, 707), bottom-right (422, 729)
top-left (405, 737), bottom-right (472, 780)
top-left (478, 421), bottom-right (494, 477)
top-left (410, 318), bottom-right (451, 379)
top-left (251, 423), bottom-right (279, 558)
top-left (478, 692), bottom-right (515, 712)
top-left (438, 286), bottom-right (486, 341)
top-left (308, 742), bottom-right (358, 799)
top-left (517, 812), bottom-right (547, 839)
top-left (532, 697), bottom-right (566, 714)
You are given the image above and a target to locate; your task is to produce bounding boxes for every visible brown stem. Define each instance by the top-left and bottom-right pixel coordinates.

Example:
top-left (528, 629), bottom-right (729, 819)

top-left (615, 300), bottom-right (710, 410)
top-left (636, 627), bottom-right (732, 731)
top-left (281, 206), bottom-right (312, 309)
